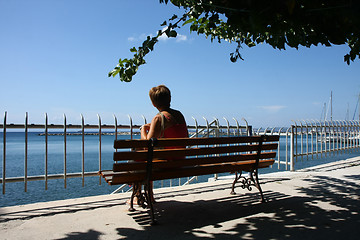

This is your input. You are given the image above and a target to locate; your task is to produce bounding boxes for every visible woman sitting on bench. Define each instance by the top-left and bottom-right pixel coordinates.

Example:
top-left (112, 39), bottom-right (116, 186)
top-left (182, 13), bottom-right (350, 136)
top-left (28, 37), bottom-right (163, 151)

top-left (130, 84), bottom-right (188, 204)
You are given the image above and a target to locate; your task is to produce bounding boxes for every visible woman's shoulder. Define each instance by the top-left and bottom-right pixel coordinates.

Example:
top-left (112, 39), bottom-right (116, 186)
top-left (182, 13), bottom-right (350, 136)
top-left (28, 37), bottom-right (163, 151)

top-left (152, 114), bottom-right (163, 123)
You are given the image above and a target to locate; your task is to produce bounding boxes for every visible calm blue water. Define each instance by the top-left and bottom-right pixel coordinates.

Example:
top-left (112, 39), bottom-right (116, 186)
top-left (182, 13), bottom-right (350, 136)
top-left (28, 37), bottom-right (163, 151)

top-left (0, 132), bottom-right (359, 207)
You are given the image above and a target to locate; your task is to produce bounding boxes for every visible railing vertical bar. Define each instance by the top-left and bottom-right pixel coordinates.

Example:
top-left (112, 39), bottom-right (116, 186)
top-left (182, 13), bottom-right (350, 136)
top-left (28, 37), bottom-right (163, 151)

top-left (320, 121), bottom-right (324, 158)
top-left (223, 117), bottom-right (230, 137)
top-left (256, 127), bottom-right (262, 135)
top-left (349, 121), bottom-right (354, 152)
top-left (214, 118), bottom-right (220, 137)
top-left (141, 115), bottom-right (147, 125)
top-left (81, 114), bottom-right (85, 187)
top-left (346, 121), bottom-right (349, 150)
top-left (203, 117), bottom-right (209, 138)
top-left (64, 114), bottom-right (67, 188)
top-left (324, 121), bottom-right (326, 156)
top-left (213, 117), bottom-right (219, 180)
top-left (24, 112), bottom-right (28, 192)
top-left (233, 118), bottom-right (240, 137)
top-left (242, 118), bottom-right (250, 136)
top-left (354, 121), bottom-right (357, 149)
top-left (114, 115), bottom-right (118, 153)
top-left (352, 121), bottom-right (356, 150)
top-left (98, 114), bottom-right (102, 185)
top-left (277, 127), bottom-right (283, 169)
top-left (342, 121), bottom-right (346, 153)
top-left (295, 123), bottom-right (298, 162)
top-left (290, 125), bottom-right (295, 171)
top-left (316, 120), bottom-right (320, 158)
top-left (285, 127), bottom-right (291, 170)
top-left (335, 121), bottom-right (339, 154)
top-left (299, 121), bottom-right (303, 160)
top-left (340, 121), bottom-right (343, 152)
top-left (2, 112), bottom-right (7, 194)
top-left (356, 121), bottom-right (360, 151)
top-left (45, 113), bottom-right (48, 190)
top-left (304, 121), bottom-right (309, 159)
top-left (310, 120), bottom-right (314, 159)
top-left (192, 117), bottom-right (198, 138)
top-left (331, 121), bottom-right (335, 155)
top-left (350, 121), bottom-right (354, 152)
top-left (327, 121), bottom-right (331, 155)
top-left (128, 115), bottom-right (133, 140)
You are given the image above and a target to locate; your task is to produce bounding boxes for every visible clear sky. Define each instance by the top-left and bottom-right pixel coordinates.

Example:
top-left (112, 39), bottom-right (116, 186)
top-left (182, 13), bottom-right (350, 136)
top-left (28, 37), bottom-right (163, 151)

top-left (1, 0), bottom-right (360, 128)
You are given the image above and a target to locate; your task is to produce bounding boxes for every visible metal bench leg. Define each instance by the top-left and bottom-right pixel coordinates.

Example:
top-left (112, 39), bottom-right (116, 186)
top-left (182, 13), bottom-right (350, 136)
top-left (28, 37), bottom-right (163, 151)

top-left (144, 183), bottom-right (157, 225)
top-left (250, 169), bottom-right (265, 203)
top-left (230, 171), bottom-right (241, 195)
top-left (230, 170), bottom-right (266, 203)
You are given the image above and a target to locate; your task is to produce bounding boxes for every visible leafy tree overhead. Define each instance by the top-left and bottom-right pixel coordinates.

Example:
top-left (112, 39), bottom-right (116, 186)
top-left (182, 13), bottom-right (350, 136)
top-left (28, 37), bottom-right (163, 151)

top-left (109, 0), bottom-right (360, 82)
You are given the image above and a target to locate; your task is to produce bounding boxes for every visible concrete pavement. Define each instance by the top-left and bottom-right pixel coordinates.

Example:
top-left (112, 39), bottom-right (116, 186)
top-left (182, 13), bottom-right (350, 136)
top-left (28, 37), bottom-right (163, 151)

top-left (1, 156), bottom-right (360, 240)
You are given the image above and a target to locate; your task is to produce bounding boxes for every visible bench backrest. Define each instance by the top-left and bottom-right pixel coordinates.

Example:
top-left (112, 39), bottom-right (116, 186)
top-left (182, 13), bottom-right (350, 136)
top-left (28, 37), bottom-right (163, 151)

top-left (110, 135), bottom-right (279, 184)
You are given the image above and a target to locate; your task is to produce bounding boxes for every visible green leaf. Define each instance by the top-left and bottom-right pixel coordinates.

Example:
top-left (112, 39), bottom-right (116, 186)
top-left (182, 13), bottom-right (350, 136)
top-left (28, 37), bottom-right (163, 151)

top-left (183, 18), bottom-right (194, 26)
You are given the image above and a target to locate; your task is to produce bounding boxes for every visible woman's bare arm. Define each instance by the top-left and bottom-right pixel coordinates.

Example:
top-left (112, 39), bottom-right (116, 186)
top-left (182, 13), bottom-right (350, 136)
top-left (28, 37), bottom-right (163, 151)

top-left (140, 114), bottom-right (162, 140)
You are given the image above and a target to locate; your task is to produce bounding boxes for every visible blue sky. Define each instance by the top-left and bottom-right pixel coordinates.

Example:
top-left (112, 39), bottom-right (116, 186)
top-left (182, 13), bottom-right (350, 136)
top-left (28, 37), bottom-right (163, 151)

top-left (1, 0), bottom-right (360, 128)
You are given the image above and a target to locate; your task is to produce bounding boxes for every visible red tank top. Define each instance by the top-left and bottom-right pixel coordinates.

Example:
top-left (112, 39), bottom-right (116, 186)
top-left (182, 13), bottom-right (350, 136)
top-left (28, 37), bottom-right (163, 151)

top-left (160, 112), bottom-right (188, 138)
top-left (163, 123), bottom-right (188, 138)
top-left (160, 112), bottom-right (188, 151)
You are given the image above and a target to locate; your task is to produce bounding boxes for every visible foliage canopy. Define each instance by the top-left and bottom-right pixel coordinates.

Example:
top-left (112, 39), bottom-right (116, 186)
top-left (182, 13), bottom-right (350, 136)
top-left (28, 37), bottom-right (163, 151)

top-left (109, 0), bottom-right (360, 82)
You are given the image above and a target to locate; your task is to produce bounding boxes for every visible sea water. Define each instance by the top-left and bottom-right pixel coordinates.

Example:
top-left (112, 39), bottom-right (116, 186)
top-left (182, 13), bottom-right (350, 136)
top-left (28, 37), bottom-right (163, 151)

top-left (0, 132), bottom-right (359, 207)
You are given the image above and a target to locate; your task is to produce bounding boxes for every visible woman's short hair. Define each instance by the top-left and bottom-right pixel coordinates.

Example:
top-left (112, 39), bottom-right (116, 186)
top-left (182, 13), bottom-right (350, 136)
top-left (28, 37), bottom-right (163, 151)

top-left (149, 85), bottom-right (171, 108)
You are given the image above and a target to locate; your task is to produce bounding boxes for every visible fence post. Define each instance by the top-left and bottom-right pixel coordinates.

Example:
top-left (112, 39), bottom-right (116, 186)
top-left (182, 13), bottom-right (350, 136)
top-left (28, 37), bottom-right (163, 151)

top-left (24, 112), bottom-right (28, 192)
top-left (2, 112), bottom-right (7, 194)
top-left (45, 113), bottom-right (48, 190)
top-left (192, 117), bottom-right (198, 138)
top-left (81, 114), bottom-right (85, 187)
top-left (64, 114), bottom-right (67, 189)
top-left (290, 125), bottom-right (295, 171)
top-left (98, 114), bottom-right (102, 185)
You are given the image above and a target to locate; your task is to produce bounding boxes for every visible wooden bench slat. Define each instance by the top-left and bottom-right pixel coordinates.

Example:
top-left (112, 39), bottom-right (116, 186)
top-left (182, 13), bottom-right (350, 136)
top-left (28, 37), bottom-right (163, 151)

top-left (113, 139), bottom-right (149, 149)
top-left (112, 151), bottom-right (277, 172)
top-left (109, 159), bottom-right (275, 185)
top-left (151, 143), bottom-right (278, 159)
top-left (113, 135), bottom-right (280, 150)
top-left (150, 159), bottom-right (275, 180)
top-left (99, 170), bottom-right (115, 177)
top-left (113, 143), bottom-right (278, 161)
top-left (154, 135), bottom-right (280, 148)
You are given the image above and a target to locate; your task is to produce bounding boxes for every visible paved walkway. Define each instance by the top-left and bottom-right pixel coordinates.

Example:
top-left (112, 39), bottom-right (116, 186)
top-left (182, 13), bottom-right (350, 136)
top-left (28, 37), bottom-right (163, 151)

top-left (1, 157), bottom-right (360, 240)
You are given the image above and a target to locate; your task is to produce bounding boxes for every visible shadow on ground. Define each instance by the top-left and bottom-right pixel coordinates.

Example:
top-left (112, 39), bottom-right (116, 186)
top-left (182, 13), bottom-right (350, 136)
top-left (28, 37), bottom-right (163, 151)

top-left (113, 174), bottom-right (360, 240)
top-left (0, 197), bottom-right (128, 223)
top-left (3, 174), bottom-right (360, 240)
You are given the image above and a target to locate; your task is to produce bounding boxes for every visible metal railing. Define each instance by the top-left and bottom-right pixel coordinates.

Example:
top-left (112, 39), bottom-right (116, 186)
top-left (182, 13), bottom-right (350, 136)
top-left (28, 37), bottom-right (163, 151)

top-left (2, 111), bottom-right (359, 195)
top-left (0, 112), bottom-right (250, 194)
top-left (253, 120), bottom-right (360, 171)
top-left (289, 120), bottom-right (360, 169)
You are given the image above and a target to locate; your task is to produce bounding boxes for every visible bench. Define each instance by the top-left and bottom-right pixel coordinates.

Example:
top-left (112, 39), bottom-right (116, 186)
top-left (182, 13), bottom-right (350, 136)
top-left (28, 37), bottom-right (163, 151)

top-left (99, 135), bottom-right (279, 224)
